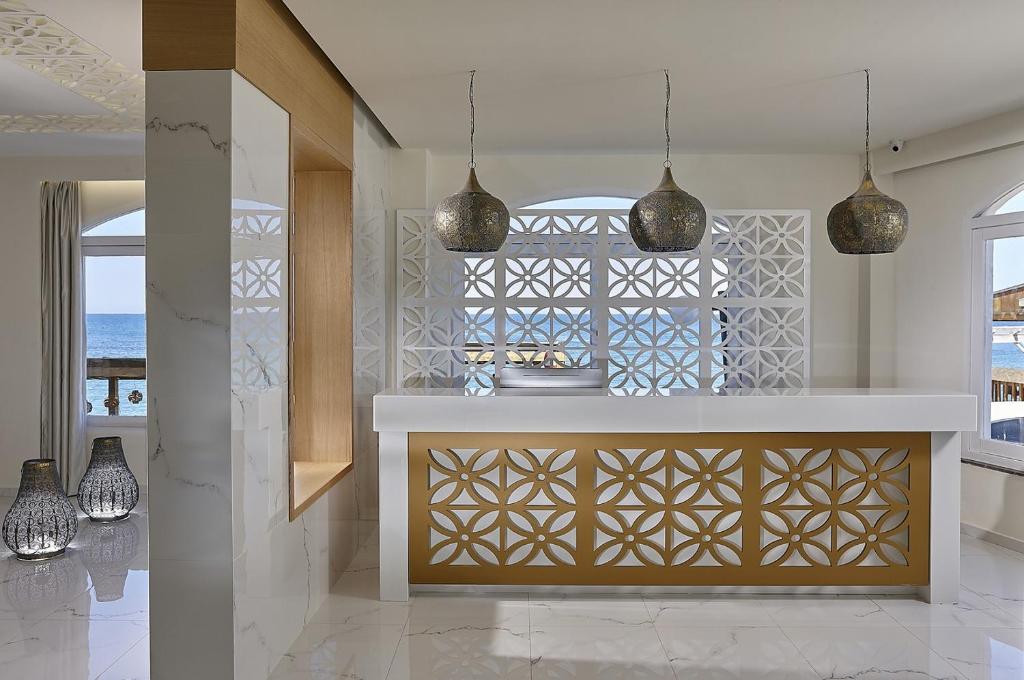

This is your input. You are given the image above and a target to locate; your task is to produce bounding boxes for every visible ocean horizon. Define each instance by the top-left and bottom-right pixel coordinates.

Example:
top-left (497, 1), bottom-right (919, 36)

top-left (84, 313), bottom-right (1024, 416)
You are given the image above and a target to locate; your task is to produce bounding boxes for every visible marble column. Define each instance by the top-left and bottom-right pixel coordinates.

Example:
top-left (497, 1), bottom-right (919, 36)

top-left (146, 69), bottom-right (234, 680)
top-left (147, 70), bottom-right (359, 680)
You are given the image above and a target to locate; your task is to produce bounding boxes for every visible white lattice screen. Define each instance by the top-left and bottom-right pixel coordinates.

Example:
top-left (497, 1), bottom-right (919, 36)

top-left (397, 208), bottom-right (810, 392)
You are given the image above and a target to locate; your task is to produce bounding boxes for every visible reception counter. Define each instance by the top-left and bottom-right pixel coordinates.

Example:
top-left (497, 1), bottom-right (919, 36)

top-left (373, 388), bottom-right (976, 603)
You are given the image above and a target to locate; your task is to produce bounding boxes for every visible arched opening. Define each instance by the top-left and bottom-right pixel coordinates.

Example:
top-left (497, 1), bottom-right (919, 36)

top-left (82, 208), bottom-right (146, 418)
top-left (983, 182), bottom-right (1024, 216)
top-left (521, 196), bottom-right (637, 210)
top-left (83, 207), bottom-right (145, 236)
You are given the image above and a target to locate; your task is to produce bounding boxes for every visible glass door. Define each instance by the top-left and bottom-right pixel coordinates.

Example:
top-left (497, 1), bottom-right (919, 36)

top-left (971, 218), bottom-right (1024, 462)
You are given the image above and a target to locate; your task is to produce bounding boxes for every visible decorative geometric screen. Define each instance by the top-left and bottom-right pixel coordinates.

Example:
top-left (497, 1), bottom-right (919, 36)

top-left (409, 432), bottom-right (930, 586)
top-left (231, 205), bottom-right (287, 391)
top-left (397, 208), bottom-right (810, 392)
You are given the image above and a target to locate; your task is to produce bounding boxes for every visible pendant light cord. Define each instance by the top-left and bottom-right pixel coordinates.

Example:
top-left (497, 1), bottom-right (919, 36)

top-left (664, 69), bottom-right (672, 167)
top-left (468, 69), bottom-right (477, 169)
top-left (864, 68), bottom-right (871, 173)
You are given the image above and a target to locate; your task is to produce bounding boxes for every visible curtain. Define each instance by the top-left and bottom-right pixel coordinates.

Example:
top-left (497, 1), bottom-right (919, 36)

top-left (39, 180), bottom-right (86, 492)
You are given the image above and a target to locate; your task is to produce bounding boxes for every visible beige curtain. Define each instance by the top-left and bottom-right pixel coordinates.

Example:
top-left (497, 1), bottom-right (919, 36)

top-left (40, 180), bottom-right (86, 492)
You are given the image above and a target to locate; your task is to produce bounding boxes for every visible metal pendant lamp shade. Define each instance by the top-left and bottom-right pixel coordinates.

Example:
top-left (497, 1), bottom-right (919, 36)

top-left (629, 70), bottom-right (706, 253)
top-left (433, 70), bottom-right (509, 253)
top-left (828, 69), bottom-right (908, 254)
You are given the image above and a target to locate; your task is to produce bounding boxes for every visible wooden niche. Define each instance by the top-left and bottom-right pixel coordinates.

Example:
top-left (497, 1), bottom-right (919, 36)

top-left (289, 122), bottom-right (354, 520)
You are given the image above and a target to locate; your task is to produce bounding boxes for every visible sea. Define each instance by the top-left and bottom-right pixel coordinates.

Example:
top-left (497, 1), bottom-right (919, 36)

top-left (994, 321), bottom-right (1024, 372)
top-left (86, 314), bottom-right (146, 416)
top-left (84, 314), bottom-right (1024, 416)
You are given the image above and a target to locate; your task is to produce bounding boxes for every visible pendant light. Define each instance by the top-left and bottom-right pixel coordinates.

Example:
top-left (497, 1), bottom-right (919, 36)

top-left (433, 70), bottom-right (510, 253)
top-left (629, 70), bottom-right (707, 253)
top-left (827, 69), bottom-right (908, 254)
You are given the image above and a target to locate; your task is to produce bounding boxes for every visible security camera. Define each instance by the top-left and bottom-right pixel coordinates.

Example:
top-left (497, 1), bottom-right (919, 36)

top-left (889, 139), bottom-right (905, 153)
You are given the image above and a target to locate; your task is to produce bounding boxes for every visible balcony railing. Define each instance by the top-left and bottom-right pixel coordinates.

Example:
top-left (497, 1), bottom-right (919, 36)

top-left (993, 379), bottom-right (1024, 403)
top-left (87, 358), bottom-right (145, 416)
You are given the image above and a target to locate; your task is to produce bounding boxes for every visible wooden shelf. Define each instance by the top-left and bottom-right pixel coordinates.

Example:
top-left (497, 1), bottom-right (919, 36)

top-left (291, 460), bottom-right (352, 520)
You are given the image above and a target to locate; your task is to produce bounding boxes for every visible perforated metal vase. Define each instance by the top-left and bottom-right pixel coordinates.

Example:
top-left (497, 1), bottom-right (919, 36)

top-left (78, 437), bottom-right (139, 523)
top-left (2, 459), bottom-right (78, 560)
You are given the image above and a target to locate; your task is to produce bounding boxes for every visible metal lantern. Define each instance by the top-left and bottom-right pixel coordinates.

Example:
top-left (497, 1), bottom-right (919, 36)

top-left (78, 436), bottom-right (139, 522)
top-left (2, 459), bottom-right (79, 560)
top-left (629, 70), bottom-right (706, 253)
top-left (828, 69), bottom-right (908, 254)
top-left (433, 70), bottom-right (509, 253)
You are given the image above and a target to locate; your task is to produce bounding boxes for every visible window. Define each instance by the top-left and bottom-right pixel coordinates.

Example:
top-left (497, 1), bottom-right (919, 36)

top-left (969, 185), bottom-right (1024, 463)
top-left (396, 199), bottom-right (810, 394)
top-left (82, 208), bottom-right (146, 420)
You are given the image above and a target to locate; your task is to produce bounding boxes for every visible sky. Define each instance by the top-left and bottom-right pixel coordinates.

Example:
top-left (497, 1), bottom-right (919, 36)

top-left (85, 256), bottom-right (145, 314)
top-left (84, 210), bottom-right (145, 314)
top-left (994, 236), bottom-right (1024, 292)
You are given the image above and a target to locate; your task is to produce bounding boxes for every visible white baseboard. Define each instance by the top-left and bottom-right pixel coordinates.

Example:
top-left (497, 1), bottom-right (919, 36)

top-left (962, 521), bottom-right (1024, 555)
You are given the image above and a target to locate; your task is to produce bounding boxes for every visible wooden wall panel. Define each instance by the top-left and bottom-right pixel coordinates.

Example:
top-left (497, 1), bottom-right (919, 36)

top-left (143, 0), bottom-right (354, 168)
top-left (291, 170), bottom-right (353, 468)
top-left (236, 0), bottom-right (354, 169)
top-left (143, 0), bottom-right (237, 71)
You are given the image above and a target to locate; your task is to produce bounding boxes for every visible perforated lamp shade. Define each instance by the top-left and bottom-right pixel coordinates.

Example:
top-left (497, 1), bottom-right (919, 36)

top-left (827, 171), bottom-right (908, 254)
top-left (433, 168), bottom-right (510, 253)
top-left (629, 166), bottom-right (707, 252)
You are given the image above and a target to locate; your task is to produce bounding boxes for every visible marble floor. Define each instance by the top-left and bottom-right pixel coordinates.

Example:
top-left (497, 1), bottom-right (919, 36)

top-left (5, 494), bottom-right (1024, 679)
top-left (0, 494), bottom-right (149, 680)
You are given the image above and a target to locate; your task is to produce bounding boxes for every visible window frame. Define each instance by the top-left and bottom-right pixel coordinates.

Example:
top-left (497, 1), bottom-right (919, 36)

top-left (967, 206), bottom-right (1024, 467)
top-left (82, 209), bottom-right (146, 427)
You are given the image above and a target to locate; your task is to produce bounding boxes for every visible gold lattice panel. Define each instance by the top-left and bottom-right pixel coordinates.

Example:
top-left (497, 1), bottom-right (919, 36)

top-left (409, 433), bottom-right (929, 586)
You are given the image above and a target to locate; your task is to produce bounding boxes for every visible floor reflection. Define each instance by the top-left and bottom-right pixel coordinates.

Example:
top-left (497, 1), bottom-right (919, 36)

top-left (4, 492), bottom-right (1024, 680)
top-left (0, 495), bottom-right (149, 679)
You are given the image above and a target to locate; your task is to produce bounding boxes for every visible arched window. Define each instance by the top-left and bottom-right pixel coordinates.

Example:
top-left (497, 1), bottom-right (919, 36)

top-left (83, 207), bottom-right (146, 419)
top-left (521, 196), bottom-right (636, 210)
top-left (968, 186), bottom-right (1024, 462)
top-left (984, 183), bottom-right (1024, 216)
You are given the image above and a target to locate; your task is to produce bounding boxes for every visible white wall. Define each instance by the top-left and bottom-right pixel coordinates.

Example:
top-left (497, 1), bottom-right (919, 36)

top-left (82, 179), bottom-right (145, 228)
top-left (410, 152), bottom-right (866, 387)
top-left (888, 143), bottom-right (1024, 391)
top-left (884, 139), bottom-right (1024, 544)
top-left (0, 156), bottom-right (143, 491)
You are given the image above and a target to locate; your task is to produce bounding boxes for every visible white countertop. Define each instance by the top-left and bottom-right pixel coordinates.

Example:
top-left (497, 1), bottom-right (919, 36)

top-left (373, 387), bottom-right (977, 433)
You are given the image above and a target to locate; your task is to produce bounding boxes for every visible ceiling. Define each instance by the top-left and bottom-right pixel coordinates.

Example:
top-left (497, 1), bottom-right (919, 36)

top-left (0, 0), bottom-right (143, 156)
top-left (285, 0), bottom-right (1024, 155)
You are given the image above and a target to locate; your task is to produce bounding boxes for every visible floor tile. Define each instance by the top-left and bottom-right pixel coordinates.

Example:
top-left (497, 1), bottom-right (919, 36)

top-left (645, 596), bottom-right (775, 628)
top-left (658, 626), bottom-right (819, 679)
top-left (387, 624), bottom-right (531, 680)
top-left (310, 591), bottom-right (412, 626)
top-left (96, 635), bottom-right (149, 680)
top-left (962, 554), bottom-right (1024, 616)
top-left (529, 596), bottom-right (652, 627)
top-left (269, 623), bottom-right (404, 680)
top-left (875, 588), bottom-right (1024, 628)
top-left (530, 623), bottom-right (672, 679)
top-left (907, 626), bottom-right (1024, 680)
top-left (408, 593), bottom-right (530, 626)
top-left (784, 625), bottom-right (966, 680)
top-left (961, 533), bottom-right (1024, 561)
top-left (759, 595), bottom-right (901, 627)
top-left (0, 618), bottom-right (149, 680)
